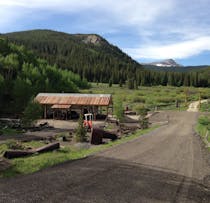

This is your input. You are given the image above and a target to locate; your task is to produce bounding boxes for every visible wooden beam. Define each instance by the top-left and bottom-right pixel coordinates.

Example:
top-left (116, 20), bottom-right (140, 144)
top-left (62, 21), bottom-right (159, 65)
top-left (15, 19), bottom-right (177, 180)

top-left (44, 105), bottom-right (47, 119)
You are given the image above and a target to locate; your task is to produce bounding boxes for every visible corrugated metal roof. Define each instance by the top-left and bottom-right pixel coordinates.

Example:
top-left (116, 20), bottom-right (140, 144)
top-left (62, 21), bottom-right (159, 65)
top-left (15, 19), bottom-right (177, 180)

top-left (51, 104), bottom-right (71, 109)
top-left (35, 93), bottom-right (112, 106)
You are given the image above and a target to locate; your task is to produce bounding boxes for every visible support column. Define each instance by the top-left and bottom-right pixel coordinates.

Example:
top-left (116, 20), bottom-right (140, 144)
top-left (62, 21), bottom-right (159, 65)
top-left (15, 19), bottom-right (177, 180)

top-left (44, 105), bottom-right (47, 119)
top-left (106, 106), bottom-right (108, 118)
top-left (93, 106), bottom-right (96, 120)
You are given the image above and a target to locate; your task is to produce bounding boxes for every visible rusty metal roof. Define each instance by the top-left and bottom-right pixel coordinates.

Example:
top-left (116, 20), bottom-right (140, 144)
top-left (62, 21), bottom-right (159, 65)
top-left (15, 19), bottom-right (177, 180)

top-left (35, 93), bottom-right (112, 106)
top-left (51, 104), bottom-right (71, 109)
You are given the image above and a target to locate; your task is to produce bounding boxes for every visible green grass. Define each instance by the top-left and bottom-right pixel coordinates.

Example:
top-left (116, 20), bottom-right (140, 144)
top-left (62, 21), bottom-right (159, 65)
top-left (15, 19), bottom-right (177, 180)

top-left (0, 128), bottom-right (24, 136)
top-left (22, 141), bottom-right (46, 149)
top-left (200, 100), bottom-right (210, 112)
top-left (196, 115), bottom-right (210, 147)
top-left (0, 125), bottom-right (159, 178)
top-left (0, 140), bottom-right (46, 156)
top-left (82, 83), bottom-right (210, 111)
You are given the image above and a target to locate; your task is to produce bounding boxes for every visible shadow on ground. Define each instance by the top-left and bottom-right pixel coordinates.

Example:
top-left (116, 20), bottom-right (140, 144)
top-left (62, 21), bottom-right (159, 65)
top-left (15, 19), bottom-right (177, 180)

top-left (0, 156), bottom-right (209, 203)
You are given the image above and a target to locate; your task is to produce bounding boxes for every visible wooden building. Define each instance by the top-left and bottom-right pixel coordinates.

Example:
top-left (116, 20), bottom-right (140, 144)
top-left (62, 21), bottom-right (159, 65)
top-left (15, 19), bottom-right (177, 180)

top-left (35, 93), bottom-right (113, 120)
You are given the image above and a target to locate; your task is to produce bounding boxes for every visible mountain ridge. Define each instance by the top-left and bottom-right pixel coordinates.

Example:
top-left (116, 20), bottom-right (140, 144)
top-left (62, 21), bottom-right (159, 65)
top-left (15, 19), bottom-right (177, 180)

top-left (1, 29), bottom-right (142, 84)
top-left (145, 59), bottom-right (182, 67)
top-left (1, 29), bottom-right (209, 87)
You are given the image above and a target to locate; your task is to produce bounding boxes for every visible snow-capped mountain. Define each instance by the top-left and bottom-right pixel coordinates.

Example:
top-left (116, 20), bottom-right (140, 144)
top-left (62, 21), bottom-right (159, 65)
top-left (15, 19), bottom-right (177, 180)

top-left (147, 59), bottom-right (182, 67)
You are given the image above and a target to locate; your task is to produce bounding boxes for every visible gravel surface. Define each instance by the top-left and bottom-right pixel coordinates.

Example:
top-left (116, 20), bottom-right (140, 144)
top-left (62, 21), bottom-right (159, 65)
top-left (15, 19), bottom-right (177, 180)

top-left (0, 111), bottom-right (210, 202)
top-left (187, 100), bottom-right (208, 112)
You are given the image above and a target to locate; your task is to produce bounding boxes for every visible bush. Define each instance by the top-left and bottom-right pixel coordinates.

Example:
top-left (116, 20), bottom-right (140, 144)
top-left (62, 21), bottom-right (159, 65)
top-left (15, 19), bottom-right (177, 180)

top-left (156, 97), bottom-right (176, 104)
top-left (135, 104), bottom-right (149, 129)
top-left (200, 101), bottom-right (210, 112)
top-left (132, 96), bottom-right (146, 103)
top-left (135, 104), bottom-right (149, 117)
top-left (5, 140), bottom-right (25, 150)
top-left (198, 116), bottom-right (210, 126)
top-left (114, 97), bottom-right (124, 122)
top-left (75, 115), bottom-right (87, 142)
top-left (22, 100), bottom-right (43, 127)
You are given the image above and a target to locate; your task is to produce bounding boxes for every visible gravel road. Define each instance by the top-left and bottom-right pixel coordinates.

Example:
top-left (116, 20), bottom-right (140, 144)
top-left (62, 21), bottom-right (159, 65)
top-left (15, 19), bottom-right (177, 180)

top-left (0, 111), bottom-right (210, 203)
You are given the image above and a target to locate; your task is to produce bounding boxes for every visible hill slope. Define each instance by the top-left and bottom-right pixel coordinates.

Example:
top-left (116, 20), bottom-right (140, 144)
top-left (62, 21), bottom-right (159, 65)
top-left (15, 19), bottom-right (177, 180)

top-left (1, 30), bottom-right (210, 87)
top-left (1, 29), bottom-right (142, 83)
top-left (0, 38), bottom-right (88, 116)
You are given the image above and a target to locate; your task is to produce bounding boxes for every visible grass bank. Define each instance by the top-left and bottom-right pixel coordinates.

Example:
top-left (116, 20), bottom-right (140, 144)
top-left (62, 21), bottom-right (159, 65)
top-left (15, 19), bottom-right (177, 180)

top-left (196, 115), bottom-right (210, 149)
top-left (200, 100), bottom-right (210, 112)
top-left (0, 126), bottom-right (158, 178)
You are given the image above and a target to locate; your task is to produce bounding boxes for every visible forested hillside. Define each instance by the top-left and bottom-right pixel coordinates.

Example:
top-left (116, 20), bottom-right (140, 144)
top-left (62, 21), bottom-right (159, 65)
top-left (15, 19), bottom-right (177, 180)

top-left (0, 38), bottom-right (89, 116)
top-left (2, 30), bottom-right (141, 84)
top-left (1, 29), bottom-right (210, 87)
top-left (143, 64), bottom-right (209, 72)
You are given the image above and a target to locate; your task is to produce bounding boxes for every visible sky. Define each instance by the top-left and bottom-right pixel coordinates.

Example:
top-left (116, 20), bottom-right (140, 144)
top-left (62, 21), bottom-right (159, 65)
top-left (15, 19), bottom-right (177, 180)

top-left (1, 0), bottom-right (210, 66)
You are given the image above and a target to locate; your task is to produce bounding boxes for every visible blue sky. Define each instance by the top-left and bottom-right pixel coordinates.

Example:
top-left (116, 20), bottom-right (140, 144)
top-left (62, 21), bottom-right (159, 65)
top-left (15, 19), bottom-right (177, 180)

top-left (1, 0), bottom-right (210, 66)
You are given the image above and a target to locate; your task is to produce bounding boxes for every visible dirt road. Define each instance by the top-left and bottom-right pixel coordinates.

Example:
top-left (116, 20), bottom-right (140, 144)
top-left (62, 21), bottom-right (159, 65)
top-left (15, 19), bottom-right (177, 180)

top-left (187, 100), bottom-right (208, 112)
top-left (0, 112), bottom-right (210, 202)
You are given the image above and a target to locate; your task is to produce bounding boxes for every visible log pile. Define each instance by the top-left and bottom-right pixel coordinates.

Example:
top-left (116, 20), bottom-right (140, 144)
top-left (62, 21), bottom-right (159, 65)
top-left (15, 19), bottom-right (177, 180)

top-left (3, 142), bottom-right (60, 159)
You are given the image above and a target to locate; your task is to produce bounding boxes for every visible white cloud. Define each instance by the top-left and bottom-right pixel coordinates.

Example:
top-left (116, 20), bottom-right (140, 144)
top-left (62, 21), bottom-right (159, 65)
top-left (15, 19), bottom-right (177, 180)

top-left (124, 36), bottom-right (210, 60)
top-left (0, 0), bottom-right (174, 30)
top-left (1, 0), bottom-right (210, 62)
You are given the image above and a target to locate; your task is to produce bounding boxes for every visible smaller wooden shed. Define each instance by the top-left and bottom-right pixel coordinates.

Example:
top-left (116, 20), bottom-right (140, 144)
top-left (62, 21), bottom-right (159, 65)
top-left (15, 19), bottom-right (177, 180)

top-left (35, 93), bottom-right (113, 120)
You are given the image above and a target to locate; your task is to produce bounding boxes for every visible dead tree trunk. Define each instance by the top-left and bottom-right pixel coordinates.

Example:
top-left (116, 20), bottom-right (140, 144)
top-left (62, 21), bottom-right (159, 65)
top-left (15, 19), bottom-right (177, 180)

top-left (91, 128), bottom-right (117, 145)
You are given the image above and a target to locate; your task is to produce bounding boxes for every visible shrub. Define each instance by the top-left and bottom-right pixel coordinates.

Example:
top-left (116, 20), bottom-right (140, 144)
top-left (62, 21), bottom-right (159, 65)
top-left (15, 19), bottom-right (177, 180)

top-left (198, 116), bottom-right (210, 126)
top-left (135, 104), bottom-right (149, 129)
top-left (132, 96), bottom-right (146, 103)
top-left (75, 115), bottom-right (87, 142)
top-left (5, 140), bottom-right (25, 150)
top-left (156, 97), bottom-right (176, 104)
top-left (22, 100), bottom-right (43, 127)
top-left (114, 97), bottom-right (124, 122)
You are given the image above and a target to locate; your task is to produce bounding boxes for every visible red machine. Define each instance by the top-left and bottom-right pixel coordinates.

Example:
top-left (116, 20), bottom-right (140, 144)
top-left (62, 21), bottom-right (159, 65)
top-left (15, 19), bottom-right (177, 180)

top-left (83, 113), bottom-right (93, 130)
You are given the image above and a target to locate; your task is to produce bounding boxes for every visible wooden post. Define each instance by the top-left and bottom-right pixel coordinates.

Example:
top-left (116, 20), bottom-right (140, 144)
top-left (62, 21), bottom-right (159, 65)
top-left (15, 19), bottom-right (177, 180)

top-left (66, 110), bottom-right (67, 120)
top-left (93, 106), bottom-right (96, 120)
top-left (106, 106), bottom-right (108, 118)
top-left (81, 106), bottom-right (84, 116)
top-left (44, 105), bottom-right (47, 119)
top-left (199, 91), bottom-right (201, 109)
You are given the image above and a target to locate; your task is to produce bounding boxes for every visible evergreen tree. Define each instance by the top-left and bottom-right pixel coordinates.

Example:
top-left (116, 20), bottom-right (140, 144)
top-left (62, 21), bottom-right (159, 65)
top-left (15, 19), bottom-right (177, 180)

top-left (75, 114), bottom-right (87, 142)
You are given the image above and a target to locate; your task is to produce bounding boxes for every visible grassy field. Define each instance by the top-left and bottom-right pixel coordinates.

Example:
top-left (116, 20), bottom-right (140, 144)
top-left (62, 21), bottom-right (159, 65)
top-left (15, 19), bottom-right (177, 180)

top-left (196, 115), bottom-right (210, 149)
top-left (0, 140), bottom-right (46, 156)
top-left (0, 128), bottom-right (24, 136)
top-left (0, 126), bottom-right (158, 177)
top-left (81, 83), bottom-right (210, 111)
top-left (200, 100), bottom-right (210, 112)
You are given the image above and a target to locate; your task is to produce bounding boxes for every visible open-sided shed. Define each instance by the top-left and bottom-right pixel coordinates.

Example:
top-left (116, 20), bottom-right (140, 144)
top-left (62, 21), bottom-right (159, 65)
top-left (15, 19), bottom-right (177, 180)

top-left (35, 93), bottom-right (113, 120)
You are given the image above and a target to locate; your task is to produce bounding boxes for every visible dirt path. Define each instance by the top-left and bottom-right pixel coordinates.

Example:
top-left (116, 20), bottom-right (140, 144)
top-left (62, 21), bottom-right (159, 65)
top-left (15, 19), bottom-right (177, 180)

top-left (0, 111), bottom-right (210, 202)
top-left (187, 100), bottom-right (208, 112)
